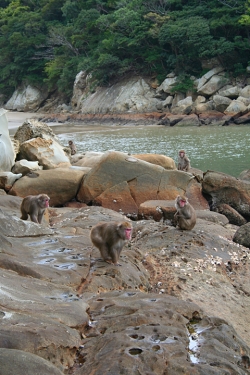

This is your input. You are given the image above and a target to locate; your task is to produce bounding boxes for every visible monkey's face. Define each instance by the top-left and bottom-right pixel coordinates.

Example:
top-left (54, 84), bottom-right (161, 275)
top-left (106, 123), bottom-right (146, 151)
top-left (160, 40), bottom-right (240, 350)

top-left (179, 152), bottom-right (185, 158)
top-left (179, 198), bottom-right (187, 207)
top-left (125, 227), bottom-right (132, 240)
top-left (38, 195), bottom-right (50, 208)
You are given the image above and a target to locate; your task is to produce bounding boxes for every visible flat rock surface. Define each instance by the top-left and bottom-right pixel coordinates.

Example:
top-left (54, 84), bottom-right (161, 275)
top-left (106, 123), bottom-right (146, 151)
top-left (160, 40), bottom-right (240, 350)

top-left (0, 195), bottom-right (249, 374)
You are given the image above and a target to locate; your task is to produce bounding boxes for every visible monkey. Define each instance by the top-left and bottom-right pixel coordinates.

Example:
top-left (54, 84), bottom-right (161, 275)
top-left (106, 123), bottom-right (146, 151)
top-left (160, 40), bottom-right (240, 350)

top-left (20, 194), bottom-right (50, 224)
top-left (173, 195), bottom-right (196, 230)
top-left (90, 221), bottom-right (133, 266)
top-left (177, 150), bottom-right (190, 172)
top-left (68, 140), bottom-right (77, 155)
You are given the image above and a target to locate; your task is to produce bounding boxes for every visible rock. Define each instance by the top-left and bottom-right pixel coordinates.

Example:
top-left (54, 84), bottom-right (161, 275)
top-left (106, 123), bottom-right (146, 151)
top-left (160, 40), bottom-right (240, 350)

top-left (212, 95), bottom-right (232, 112)
top-left (171, 96), bottom-right (193, 115)
top-left (218, 85), bottom-right (240, 98)
top-left (78, 77), bottom-right (161, 114)
top-left (0, 349), bottom-right (64, 375)
top-left (14, 119), bottom-right (58, 144)
top-left (173, 113), bottom-right (200, 126)
top-left (238, 169), bottom-right (250, 181)
top-left (77, 151), bottom-right (194, 211)
top-left (194, 100), bottom-right (214, 113)
top-left (224, 100), bottom-right (248, 115)
top-left (198, 111), bottom-right (227, 125)
top-left (196, 66), bottom-right (225, 91)
top-left (214, 203), bottom-right (247, 226)
top-left (0, 172), bottom-right (22, 191)
top-left (239, 84), bottom-right (250, 98)
top-left (138, 200), bottom-right (176, 221)
top-left (12, 159), bottom-right (43, 175)
top-left (156, 76), bottom-right (178, 94)
top-left (202, 170), bottom-right (250, 219)
top-left (72, 151), bottom-right (104, 168)
top-left (132, 154), bottom-right (176, 170)
top-left (198, 74), bottom-right (229, 96)
top-left (4, 84), bottom-right (48, 111)
top-left (71, 71), bottom-right (90, 110)
top-left (8, 168), bottom-right (87, 206)
top-left (0, 109), bottom-right (15, 171)
top-left (19, 137), bottom-right (71, 169)
top-left (234, 111), bottom-right (250, 124)
top-left (233, 222), bottom-right (250, 248)
top-left (196, 209), bottom-right (229, 225)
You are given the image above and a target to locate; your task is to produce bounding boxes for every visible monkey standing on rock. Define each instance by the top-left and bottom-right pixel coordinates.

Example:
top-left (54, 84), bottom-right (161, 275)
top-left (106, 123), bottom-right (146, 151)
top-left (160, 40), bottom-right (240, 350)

top-left (90, 221), bottom-right (133, 266)
top-left (174, 195), bottom-right (196, 230)
top-left (20, 194), bottom-right (50, 224)
top-left (177, 150), bottom-right (190, 172)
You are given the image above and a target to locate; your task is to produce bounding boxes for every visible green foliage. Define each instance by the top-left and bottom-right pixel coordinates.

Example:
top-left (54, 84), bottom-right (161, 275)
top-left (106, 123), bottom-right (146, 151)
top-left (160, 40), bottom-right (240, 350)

top-left (0, 0), bottom-right (249, 101)
top-left (170, 74), bottom-right (195, 94)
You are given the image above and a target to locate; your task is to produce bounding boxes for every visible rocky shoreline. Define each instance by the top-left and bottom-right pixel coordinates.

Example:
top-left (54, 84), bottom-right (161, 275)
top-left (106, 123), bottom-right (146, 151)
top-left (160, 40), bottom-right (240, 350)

top-left (1, 112), bottom-right (250, 374)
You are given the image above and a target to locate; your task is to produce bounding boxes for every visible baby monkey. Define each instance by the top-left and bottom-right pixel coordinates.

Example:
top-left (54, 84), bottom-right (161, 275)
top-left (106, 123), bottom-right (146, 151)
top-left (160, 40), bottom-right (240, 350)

top-left (90, 221), bottom-right (133, 266)
top-left (20, 194), bottom-right (50, 224)
top-left (174, 195), bottom-right (196, 230)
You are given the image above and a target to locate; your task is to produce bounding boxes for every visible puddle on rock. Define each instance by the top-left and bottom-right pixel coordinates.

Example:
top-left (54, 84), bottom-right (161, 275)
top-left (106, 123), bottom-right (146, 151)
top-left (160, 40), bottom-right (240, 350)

top-left (128, 348), bottom-right (143, 355)
top-left (187, 319), bottom-right (211, 364)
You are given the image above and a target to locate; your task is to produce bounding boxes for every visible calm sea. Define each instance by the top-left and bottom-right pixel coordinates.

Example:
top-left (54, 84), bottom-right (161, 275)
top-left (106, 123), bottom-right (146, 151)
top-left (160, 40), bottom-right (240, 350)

top-left (56, 124), bottom-right (250, 178)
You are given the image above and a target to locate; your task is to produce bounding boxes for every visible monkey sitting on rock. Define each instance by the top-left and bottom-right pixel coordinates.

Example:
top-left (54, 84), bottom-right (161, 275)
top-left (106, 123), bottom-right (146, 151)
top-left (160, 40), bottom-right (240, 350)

top-left (173, 195), bottom-right (196, 230)
top-left (177, 150), bottom-right (190, 172)
top-left (20, 194), bottom-right (50, 224)
top-left (90, 221), bottom-right (133, 266)
top-left (68, 140), bottom-right (77, 155)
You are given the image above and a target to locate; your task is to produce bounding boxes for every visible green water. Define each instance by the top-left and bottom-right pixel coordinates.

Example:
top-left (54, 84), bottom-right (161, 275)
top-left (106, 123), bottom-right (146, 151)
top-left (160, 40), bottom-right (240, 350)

top-left (57, 124), bottom-right (250, 178)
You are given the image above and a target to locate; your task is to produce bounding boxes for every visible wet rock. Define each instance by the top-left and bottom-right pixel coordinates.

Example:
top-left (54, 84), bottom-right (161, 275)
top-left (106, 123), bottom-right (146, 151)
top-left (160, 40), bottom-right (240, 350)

top-left (233, 222), bottom-right (250, 248)
top-left (214, 203), bottom-right (247, 226)
top-left (202, 170), bottom-right (250, 219)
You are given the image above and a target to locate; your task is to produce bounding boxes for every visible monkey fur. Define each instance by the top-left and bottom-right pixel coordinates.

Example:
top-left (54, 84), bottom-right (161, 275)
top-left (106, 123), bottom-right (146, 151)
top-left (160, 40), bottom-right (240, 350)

top-left (177, 150), bottom-right (190, 172)
top-left (20, 194), bottom-right (50, 224)
top-left (174, 195), bottom-right (196, 230)
top-left (68, 140), bottom-right (77, 155)
top-left (90, 221), bottom-right (133, 266)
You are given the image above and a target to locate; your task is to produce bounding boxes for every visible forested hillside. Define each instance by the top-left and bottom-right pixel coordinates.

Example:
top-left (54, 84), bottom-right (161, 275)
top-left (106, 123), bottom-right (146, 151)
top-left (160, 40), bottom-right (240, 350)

top-left (0, 0), bottom-right (249, 101)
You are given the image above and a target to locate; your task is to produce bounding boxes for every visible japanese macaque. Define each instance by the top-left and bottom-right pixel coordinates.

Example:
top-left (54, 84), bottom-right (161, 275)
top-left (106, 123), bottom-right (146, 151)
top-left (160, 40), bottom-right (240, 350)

top-left (174, 195), bottom-right (196, 230)
top-left (20, 194), bottom-right (50, 224)
top-left (68, 140), bottom-right (77, 155)
top-left (177, 150), bottom-right (190, 172)
top-left (90, 221), bottom-right (133, 266)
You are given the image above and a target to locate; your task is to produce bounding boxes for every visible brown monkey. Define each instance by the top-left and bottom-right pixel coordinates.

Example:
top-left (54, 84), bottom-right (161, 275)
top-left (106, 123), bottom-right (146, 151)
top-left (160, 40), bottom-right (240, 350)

top-left (68, 140), bottom-right (77, 155)
top-left (90, 221), bottom-right (133, 266)
top-left (20, 194), bottom-right (50, 224)
top-left (174, 195), bottom-right (196, 230)
top-left (177, 150), bottom-right (190, 172)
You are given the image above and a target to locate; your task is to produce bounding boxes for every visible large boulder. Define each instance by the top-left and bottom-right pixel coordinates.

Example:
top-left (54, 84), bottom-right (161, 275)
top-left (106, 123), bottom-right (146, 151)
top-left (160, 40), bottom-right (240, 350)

top-left (8, 168), bottom-right (87, 206)
top-left (198, 75), bottom-right (229, 96)
top-left (224, 100), bottom-right (248, 115)
top-left (132, 154), bottom-right (176, 170)
top-left (78, 77), bottom-right (162, 114)
top-left (233, 222), bottom-right (250, 248)
top-left (4, 84), bottom-right (48, 111)
top-left (14, 119), bottom-right (58, 144)
top-left (19, 137), bottom-right (70, 169)
top-left (0, 109), bottom-right (15, 171)
top-left (77, 151), bottom-right (196, 214)
top-left (202, 170), bottom-right (250, 219)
